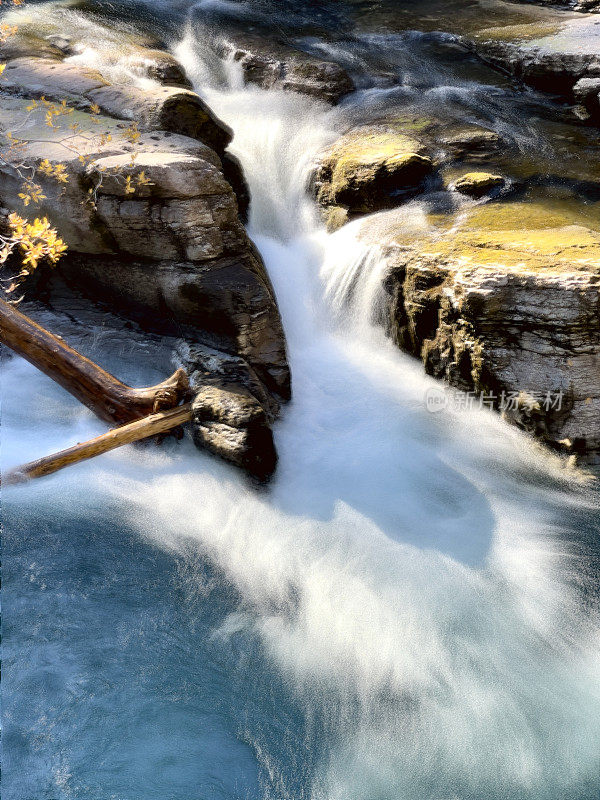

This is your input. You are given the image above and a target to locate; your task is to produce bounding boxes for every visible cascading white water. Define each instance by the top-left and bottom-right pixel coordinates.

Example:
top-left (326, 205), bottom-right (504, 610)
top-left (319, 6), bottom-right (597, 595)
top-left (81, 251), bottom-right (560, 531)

top-left (3, 10), bottom-right (600, 800)
top-left (148, 27), bottom-right (600, 799)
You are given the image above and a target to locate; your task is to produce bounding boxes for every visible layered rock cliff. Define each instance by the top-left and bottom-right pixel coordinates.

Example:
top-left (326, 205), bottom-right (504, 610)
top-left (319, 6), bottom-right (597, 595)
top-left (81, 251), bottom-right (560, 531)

top-left (309, 39), bottom-right (600, 461)
top-left (359, 201), bottom-right (600, 460)
top-left (0, 19), bottom-right (290, 480)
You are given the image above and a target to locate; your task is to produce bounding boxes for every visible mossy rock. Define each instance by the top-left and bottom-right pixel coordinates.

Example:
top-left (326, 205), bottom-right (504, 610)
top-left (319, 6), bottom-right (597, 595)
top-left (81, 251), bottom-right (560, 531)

top-left (393, 198), bottom-right (600, 273)
top-left (474, 21), bottom-right (563, 43)
top-left (322, 205), bottom-right (349, 233)
top-left (451, 172), bottom-right (506, 198)
top-left (315, 126), bottom-right (435, 214)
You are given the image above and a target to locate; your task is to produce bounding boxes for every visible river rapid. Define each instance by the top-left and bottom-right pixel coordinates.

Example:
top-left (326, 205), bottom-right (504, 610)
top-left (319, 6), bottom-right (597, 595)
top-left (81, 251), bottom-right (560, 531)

top-left (3, 2), bottom-right (600, 799)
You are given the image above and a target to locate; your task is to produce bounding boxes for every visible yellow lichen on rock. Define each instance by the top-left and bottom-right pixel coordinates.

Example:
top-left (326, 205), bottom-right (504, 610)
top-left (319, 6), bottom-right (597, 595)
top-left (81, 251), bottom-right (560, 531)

top-left (436, 200), bottom-right (600, 274)
top-left (358, 196), bottom-right (600, 458)
top-left (451, 171), bottom-right (506, 198)
top-left (314, 125), bottom-right (434, 215)
top-left (377, 198), bottom-right (600, 275)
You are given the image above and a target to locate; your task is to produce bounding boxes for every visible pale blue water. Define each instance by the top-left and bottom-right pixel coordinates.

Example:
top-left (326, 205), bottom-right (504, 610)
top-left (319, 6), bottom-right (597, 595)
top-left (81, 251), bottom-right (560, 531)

top-left (1, 319), bottom-right (316, 800)
top-left (3, 311), bottom-right (600, 800)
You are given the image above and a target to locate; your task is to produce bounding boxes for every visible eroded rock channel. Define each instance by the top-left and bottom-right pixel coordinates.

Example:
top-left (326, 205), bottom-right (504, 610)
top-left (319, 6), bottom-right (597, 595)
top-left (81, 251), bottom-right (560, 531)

top-left (1, 0), bottom-right (599, 468)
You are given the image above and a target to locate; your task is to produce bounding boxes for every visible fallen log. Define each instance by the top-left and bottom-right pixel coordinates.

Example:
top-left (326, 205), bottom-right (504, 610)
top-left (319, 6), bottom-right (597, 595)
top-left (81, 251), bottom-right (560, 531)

top-left (0, 298), bottom-right (190, 424)
top-left (3, 403), bottom-right (193, 485)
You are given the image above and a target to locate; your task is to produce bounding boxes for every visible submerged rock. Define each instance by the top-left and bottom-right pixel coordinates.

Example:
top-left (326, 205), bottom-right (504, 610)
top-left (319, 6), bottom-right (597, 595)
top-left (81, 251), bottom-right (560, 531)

top-left (451, 172), bottom-right (507, 198)
top-left (360, 200), bottom-right (600, 459)
top-left (438, 126), bottom-right (505, 163)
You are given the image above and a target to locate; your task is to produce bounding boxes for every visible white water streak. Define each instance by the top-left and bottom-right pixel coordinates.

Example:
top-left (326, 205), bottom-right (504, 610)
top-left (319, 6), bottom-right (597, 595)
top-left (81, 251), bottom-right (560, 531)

top-left (170, 25), bottom-right (600, 800)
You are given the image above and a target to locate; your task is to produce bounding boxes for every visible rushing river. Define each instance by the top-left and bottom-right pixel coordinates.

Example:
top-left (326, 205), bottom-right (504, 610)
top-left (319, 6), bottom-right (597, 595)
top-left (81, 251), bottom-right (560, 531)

top-left (3, 2), bottom-right (600, 799)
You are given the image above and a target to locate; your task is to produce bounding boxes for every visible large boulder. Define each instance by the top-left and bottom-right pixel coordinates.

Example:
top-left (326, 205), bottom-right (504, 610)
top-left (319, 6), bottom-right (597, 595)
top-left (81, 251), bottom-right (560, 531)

top-left (0, 57), bottom-right (232, 154)
top-left (312, 123), bottom-right (435, 224)
top-left (191, 383), bottom-right (277, 481)
top-left (463, 15), bottom-right (600, 110)
top-left (58, 252), bottom-right (290, 402)
top-left (311, 115), bottom-right (511, 230)
top-left (357, 200), bottom-right (600, 459)
top-left (86, 152), bottom-right (247, 262)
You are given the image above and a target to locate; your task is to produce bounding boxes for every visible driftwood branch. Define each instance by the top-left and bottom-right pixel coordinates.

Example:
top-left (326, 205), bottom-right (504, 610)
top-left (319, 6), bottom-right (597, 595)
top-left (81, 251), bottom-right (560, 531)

top-left (0, 298), bottom-right (190, 424)
top-left (3, 403), bottom-right (193, 485)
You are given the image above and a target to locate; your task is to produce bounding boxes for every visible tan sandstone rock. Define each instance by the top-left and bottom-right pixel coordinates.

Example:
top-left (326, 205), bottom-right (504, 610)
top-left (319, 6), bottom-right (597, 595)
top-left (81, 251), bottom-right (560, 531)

top-left (0, 56), bottom-right (232, 154)
top-left (0, 52), bottom-right (290, 478)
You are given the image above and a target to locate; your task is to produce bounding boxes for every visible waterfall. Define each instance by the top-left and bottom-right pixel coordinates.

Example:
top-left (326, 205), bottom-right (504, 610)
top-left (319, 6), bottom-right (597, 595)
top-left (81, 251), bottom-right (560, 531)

top-left (3, 7), bottom-right (600, 800)
top-left (160, 23), bottom-right (600, 800)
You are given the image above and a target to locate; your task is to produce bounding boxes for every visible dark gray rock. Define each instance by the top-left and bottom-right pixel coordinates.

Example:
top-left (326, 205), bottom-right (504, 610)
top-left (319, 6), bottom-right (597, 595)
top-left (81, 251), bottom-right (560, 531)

top-left (214, 30), bottom-right (354, 104)
top-left (191, 383), bottom-right (277, 481)
top-left (573, 76), bottom-right (600, 117)
top-left (56, 252), bottom-right (291, 404)
top-left (176, 341), bottom-right (281, 421)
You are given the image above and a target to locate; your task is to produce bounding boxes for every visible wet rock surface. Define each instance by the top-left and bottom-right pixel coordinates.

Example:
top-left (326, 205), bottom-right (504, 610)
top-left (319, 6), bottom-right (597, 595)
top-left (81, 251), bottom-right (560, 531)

top-left (212, 28), bottom-right (354, 104)
top-left (528, 0), bottom-right (600, 10)
top-left (312, 121), bottom-right (436, 224)
top-left (301, 0), bottom-right (600, 461)
top-left (461, 11), bottom-right (600, 116)
top-left (311, 116), bottom-right (512, 228)
top-left (451, 172), bottom-right (507, 197)
top-left (3, 0), bottom-right (600, 468)
top-left (191, 382), bottom-right (278, 481)
top-left (0, 31), bottom-right (290, 478)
